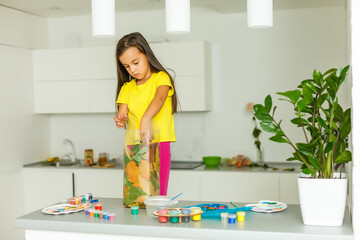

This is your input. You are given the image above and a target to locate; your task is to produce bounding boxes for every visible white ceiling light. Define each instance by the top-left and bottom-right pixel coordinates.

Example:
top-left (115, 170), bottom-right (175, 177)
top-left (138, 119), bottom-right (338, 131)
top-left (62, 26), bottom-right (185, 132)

top-left (91, 0), bottom-right (115, 37)
top-left (166, 0), bottom-right (190, 34)
top-left (247, 0), bottom-right (273, 28)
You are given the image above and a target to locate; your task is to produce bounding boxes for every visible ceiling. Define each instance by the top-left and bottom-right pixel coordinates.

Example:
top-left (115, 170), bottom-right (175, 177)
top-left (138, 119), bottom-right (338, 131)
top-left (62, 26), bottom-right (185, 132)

top-left (0, 0), bottom-right (345, 18)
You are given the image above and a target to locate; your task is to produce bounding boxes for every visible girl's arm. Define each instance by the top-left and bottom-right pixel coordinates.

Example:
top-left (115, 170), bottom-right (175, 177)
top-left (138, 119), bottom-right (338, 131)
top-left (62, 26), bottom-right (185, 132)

top-left (114, 103), bottom-right (128, 128)
top-left (140, 85), bottom-right (170, 142)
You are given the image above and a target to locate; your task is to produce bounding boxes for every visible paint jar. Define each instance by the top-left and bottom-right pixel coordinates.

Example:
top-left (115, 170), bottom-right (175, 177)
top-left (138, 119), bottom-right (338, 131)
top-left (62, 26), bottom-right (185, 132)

top-left (99, 211), bottom-right (104, 218)
top-left (95, 203), bottom-right (102, 211)
top-left (131, 205), bottom-right (139, 215)
top-left (103, 212), bottom-right (109, 220)
top-left (181, 208), bottom-right (191, 223)
top-left (191, 207), bottom-right (202, 221)
top-left (228, 214), bottom-right (236, 224)
top-left (221, 212), bottom-right (229, 223)
top-left (70, 199), bottom-right (76, 205)
top-left (89, 209), bottom-right (95, 217)
top-left (109, 213), bottom-right (115, 221)
top-left (82, 195), bottom-right (86, 203)
top-left (158, 208), bottom-right (168, 223)
top-left (169, 210), bottom-right (179, 223)
top-left (86, 193), bottom-right (93, 201)
top-left (94, 210), bottom-right (99, 218)
top-left (85, 209), bottom-right (90, 215)
top-left (237, 211), bottom-right (245, 221)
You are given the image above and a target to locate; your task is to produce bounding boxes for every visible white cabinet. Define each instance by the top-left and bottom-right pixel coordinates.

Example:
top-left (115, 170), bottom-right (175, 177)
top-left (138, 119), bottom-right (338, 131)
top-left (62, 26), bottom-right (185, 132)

top-left (23, 168), bottom-right (73, 214)
top-left (200, 172), bottom-right (280, 203)
top-left (74, 169), bottom-right (123, 198)
top-left (167, 171), bottom-right (201, 200)
top-left (32, 41), bottom-right (210, 114)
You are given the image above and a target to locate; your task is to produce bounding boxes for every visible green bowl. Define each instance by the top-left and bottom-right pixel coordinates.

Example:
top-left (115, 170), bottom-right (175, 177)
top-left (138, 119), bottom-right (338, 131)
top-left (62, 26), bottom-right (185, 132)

top-left (202, 156), bottom-right (221, 167)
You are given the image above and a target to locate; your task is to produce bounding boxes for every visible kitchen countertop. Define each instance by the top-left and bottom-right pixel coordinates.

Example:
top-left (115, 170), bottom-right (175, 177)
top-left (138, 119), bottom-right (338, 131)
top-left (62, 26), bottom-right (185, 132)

top-left (23, 161), bottom-right (302, 173)
top-left (15, 198), bottom-right (353, 240)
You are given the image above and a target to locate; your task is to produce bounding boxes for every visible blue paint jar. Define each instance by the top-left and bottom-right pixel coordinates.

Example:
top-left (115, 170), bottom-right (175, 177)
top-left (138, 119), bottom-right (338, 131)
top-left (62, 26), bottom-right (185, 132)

top-left (228, 214), bottom-right (236, 224)
top-left (169, 209), bottom-right (179, 223)
top-left (181, 208), bottom-right (191, 223)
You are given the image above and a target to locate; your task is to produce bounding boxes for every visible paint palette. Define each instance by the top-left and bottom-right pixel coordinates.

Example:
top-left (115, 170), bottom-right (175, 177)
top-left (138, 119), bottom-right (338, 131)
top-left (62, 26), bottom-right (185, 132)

top-left (42, 203), bottom-right (91, 215)
top-left (245, 200), bottom-right (287, 213)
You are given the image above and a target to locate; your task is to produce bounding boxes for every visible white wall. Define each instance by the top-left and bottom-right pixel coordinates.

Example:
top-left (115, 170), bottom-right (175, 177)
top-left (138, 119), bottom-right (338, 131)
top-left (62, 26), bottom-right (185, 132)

top-left (0, 6), bottom-right (49, 240)
top-left (351, 0), bottom-right (360, 238)
top-left (48, 5), bottom-right (350, 164)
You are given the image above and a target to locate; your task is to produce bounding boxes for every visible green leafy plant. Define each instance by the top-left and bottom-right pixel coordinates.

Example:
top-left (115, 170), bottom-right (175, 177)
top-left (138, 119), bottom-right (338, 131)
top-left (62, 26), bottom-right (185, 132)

top-left (253, 66), bottom-right (351, 178)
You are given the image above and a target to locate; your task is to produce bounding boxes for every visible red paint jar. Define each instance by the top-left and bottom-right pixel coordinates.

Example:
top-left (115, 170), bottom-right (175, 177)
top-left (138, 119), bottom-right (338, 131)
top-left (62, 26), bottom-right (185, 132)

top-left (95, 203), bottom-right (102, 210)
top-left (159, 216), bottom-right (168, 223)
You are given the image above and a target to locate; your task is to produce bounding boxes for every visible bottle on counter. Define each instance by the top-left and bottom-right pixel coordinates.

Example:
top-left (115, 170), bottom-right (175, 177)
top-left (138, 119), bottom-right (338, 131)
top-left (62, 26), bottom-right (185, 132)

top-left (84, 149), bottom-right (94, 166)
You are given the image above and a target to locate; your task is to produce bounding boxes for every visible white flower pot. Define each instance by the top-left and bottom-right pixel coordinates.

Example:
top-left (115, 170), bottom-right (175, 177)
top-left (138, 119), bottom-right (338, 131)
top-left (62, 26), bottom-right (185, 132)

top-left (297, 173), bottom-right (348, 226)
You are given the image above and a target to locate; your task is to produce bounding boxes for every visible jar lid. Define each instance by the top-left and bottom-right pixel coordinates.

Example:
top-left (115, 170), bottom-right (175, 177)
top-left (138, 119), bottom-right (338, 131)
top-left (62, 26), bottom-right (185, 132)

top-left (221, 212), bottom-right (229, 217)
top-left (228, 214), bottom-right (236, 219)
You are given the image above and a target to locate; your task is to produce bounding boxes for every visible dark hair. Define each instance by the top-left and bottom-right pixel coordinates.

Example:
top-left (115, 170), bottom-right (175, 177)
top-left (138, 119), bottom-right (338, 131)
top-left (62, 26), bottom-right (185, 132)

top-left (115, 32), bottom-right (178, 114)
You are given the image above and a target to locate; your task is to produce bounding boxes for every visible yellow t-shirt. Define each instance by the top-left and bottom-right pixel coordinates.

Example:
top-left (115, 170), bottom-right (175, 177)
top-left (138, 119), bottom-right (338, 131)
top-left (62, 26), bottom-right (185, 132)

top-left (116, 71), bottom-right (176, 142)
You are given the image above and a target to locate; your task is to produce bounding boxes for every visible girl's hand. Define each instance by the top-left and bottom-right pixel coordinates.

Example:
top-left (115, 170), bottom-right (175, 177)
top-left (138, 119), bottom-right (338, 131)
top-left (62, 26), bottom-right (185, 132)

top-left (140, 116), bottom-right (154, 145)
top-left (114, 113), bottom-right (128, 128)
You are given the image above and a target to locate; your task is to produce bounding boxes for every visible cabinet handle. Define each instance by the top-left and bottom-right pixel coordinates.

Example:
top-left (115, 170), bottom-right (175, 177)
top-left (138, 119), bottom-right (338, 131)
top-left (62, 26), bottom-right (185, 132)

top-left (72, 172), bottom-right (75, 197)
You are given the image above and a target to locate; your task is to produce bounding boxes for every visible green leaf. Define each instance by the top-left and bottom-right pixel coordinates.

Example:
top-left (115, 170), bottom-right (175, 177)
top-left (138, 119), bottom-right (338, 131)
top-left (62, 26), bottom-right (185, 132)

top-left (323, 68), bottom-right (337, 76)
top-left (302, 168), bottom-right (316, 176)
top-left (277, 90), bottom-right (301, 104)
top-left (264, 95), bottom-right (272, 113)
top-left (313, 69), bottom-right (324, 86)
top-left (302, 81), bottom-right (318, 93)
top-left (308, 157), bottom-right (320, 170)
top-left (253, 128), bottom-right (261, 138)
top-left (272, 106), bottom-right (277, 117)
top-left (316, 116), bottom-right (328, 130)
top-left (302, 85), bottom-right (314, 103)
top-left (269, 135), bottom-right (288, 143)
top-left (297, 99), bottom-right (308, 113)
top-left (132, 154), bottom-right (142, 164)
top-left (286, 157), bottom-right (297, 161)
top-left (253, 104), bottom-right (267, 114)
top-left (324, 142), bottom-right (334, 153)
top-left (291, 117), bottom-right (309, 127)
top-left (260, 122), bottom-right (280, 133)
top-left (254, 113), bottom-right (273, 122)
top-left (316, 93), bottom-right (327, 108)
top-left (340, 120), bottom-right (351, 140)
top-left (335, 150), bottom-right (352, 164)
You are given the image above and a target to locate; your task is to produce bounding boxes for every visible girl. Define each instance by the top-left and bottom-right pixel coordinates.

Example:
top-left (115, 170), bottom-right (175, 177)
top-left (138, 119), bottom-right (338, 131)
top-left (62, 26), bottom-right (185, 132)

top-left (114, 32), bottom-right (177, 196)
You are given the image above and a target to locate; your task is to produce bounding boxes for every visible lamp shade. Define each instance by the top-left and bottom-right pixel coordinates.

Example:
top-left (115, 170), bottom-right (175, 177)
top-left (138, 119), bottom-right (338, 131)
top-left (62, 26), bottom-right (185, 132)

top-left (166, 0), bottom-right (190, 34)
top-left (91, 0), bottom-right (115, 36)
top-left (247, 0), bottom-right (273, 28)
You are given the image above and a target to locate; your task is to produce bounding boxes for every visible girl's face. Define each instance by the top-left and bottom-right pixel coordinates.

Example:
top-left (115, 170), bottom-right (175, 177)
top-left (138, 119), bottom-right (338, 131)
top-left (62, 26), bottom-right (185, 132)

top-left (119, 47), bottom-right (151, 81)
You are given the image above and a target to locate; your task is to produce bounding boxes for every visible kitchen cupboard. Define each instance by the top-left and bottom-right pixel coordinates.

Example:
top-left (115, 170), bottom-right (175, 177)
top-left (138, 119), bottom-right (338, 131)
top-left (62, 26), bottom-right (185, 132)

top-left (74, 169), bottom-right (123, 198)
top-left (32, 41), bottom-right (211, 113)
top-left (200, 172), bottom-right (280, 203)
top-left (23, 168), bottom-right (73, 214)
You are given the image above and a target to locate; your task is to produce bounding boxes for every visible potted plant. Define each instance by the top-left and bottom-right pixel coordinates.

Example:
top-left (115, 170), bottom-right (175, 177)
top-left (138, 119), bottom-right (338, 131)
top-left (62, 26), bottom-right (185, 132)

top-left (253, 66), bottom-right (351, 226)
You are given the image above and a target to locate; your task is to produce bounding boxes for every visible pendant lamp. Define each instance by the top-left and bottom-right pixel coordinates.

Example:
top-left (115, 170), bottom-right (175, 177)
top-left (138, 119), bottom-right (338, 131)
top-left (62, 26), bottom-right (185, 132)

top-left (247, 0), bottom-right (273, 28)
top-left (91, 0), bottom-right (115, 36)
top-left (165, 0), bottom-right (190, 34)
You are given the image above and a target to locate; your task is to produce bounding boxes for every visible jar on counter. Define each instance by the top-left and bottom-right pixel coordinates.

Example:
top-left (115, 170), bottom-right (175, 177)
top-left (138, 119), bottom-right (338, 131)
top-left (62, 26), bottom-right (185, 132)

top-left (98, 152), bottom-right (107, 166)
top-left (84, 149), bottom-right (94, 166)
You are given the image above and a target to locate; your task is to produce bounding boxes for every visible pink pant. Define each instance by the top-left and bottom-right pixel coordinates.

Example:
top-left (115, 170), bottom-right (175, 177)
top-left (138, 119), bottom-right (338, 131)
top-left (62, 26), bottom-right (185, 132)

top-left (159, 142), bottom-right (171, 195)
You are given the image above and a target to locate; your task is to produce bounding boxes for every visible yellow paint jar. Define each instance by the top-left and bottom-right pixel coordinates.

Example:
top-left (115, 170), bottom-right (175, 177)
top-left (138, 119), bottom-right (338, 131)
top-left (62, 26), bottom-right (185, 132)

top-left (237, 211), bottom-right (245, 221)
top-left (191, 207), bottom-right (202, 221)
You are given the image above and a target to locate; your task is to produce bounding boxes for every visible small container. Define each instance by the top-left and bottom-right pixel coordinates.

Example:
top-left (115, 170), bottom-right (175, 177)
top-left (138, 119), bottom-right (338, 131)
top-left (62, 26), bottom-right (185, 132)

top-left (191, 207), bottom-right (202, 221)
top-left (95, 203), bottom-right (102, 211)
top-left (144, 196), bottom-right (178, 217)
top-left (94, 210), bottom-right (99, 218)
top-left (181, 208), bottom-right (191, 223)
top-left (89, 209), bottom-right (95, 217)
top-left (221, 212), bottom-right (229, 223)
top-left (87, 193), bottom-right (93, 201)
top-left (109, 213), bottom-right (115, 220)
top-left (169, 209), bottom-right (179, 223)
top-left (82, 195), bottom-right (86, 202)
top-left (237, 211), bottom-right (245, 221)
top-left (157, 208), bottom-right (168, 222)
top-left (70, 199), bottom-right (76, 205)
top-left (228, 214), bottom-right (236, 224)
top-left (85, 209), bottom-right (90, 215)
top-left (131, 205), bottom-right (139, 215)
top-left (103, 211), bottom-right (109, 220)
top-left (85, 149), bottom-right (94, 166)
top-left (99, 211), bottom-right (104, 218)
top-left (98, 152), bottom-right (108, 166)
